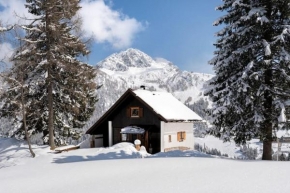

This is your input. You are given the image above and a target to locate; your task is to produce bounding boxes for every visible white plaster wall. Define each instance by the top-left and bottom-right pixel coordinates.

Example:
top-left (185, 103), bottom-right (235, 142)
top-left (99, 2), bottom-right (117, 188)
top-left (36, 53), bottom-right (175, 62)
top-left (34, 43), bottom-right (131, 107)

top-left (162, 122), bottom-right (194, 151)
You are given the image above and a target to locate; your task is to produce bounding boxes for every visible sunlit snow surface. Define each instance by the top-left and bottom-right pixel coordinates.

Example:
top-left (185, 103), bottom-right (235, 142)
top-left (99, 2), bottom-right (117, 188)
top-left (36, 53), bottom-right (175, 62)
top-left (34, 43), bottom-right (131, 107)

top-left (134, 89), bottom-right (202, 121)
top-left (1, 137), bottom-right (290, 193)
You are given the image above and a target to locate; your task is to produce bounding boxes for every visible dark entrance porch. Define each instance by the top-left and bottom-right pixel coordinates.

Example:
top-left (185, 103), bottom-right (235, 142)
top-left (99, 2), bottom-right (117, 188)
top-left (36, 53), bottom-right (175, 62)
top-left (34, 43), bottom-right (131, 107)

top-left (113, 125), bottom-right (160, 154)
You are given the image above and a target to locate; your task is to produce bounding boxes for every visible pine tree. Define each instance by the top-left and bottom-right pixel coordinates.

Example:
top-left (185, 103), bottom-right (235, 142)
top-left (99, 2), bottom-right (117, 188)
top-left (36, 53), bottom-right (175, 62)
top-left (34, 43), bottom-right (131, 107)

top-left (206, 0), bottom-right (290, 160)
top-left (0, 0), bottom-right (98, 147)
top-left (0, 21), bottom-right (15, 133)
top-left (0, 36), bottom-right (36, 157)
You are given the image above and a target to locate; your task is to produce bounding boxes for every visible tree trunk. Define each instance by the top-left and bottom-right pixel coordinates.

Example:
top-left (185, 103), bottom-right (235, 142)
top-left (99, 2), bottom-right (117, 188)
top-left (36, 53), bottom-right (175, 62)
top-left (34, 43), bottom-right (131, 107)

top-left (46, 2), bottom-right (56, 150)
top-left (261, 0), bottom-right (273, 160)
top-left (48, 75), bottom-right (55, 150)
top-left (21, 70), bottom-right (35, 158)
top-left (262, 119), bottom-right (272, 160)
top-left (262, 69), bottom-right (273, 160)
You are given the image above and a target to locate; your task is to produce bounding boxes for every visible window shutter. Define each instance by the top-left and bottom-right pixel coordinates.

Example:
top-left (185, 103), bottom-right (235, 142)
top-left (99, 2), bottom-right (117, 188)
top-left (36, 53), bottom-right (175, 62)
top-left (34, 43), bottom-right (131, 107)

top-left (127, 108), bottom-right (130, 117)
top-left (139, 108), bottom-right (143, 117)
top-left (177, 132), bottom-right (181, 142)
top-left (183, 132), bottom-right (186, 140)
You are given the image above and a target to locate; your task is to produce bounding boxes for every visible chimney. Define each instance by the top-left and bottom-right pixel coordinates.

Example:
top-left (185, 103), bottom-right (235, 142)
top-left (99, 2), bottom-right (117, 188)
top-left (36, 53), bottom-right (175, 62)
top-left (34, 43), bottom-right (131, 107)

top-left (140, 85), bottom-right (146, 90)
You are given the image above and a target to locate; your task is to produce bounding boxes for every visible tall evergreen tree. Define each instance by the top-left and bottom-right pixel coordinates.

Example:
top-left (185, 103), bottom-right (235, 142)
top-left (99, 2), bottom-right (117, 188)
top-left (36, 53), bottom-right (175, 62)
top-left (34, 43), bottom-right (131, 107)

top-left (0, 45), bottom-right (36, 157)
top-left (206, 0), bottom-right (290, 160)
top-left (0, 0), bottom-right (97, 147)
top-left (0, 26), bottom-right (36, 157)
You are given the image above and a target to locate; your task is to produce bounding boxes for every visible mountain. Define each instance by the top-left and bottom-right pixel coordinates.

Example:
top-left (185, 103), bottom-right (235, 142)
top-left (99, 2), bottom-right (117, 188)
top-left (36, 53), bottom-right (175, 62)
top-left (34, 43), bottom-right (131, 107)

top-left (0, 48), bottom-right (214, 143)
top-left (85, 48), bottom-right (214, 130)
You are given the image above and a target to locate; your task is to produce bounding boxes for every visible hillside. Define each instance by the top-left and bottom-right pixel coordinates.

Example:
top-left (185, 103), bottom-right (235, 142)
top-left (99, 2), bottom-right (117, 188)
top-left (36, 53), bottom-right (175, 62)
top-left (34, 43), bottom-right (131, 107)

top-left (0, 48), bottom-right (213, 144)
top-left (85, 48), bottom-right (213, 129)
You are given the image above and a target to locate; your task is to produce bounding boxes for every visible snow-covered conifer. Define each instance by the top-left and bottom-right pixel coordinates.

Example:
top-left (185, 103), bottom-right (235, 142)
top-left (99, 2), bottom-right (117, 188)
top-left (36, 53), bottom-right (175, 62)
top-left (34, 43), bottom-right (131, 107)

top-left (0, 38), bottom-right (36, 157)
top-left (1, 0), bottom-right (98, 147)
top-left (206, 0), bottom-right (290, 160)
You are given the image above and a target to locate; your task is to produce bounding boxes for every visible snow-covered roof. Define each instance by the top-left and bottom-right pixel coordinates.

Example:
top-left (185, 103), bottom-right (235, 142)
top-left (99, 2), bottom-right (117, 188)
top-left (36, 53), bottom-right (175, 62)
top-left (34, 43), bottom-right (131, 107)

top-left (133, 89), bottom-right (202, 121)
top-left (121, 126), bottom-right (145, 134)
top-left (86, 88), bottom-right (203, 134)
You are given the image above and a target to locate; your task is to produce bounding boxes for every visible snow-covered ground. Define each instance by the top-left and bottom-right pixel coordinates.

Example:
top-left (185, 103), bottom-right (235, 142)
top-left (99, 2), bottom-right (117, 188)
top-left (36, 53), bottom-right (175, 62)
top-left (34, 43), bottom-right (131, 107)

top-left (195, 132), bottom-right (290, 159)
top-left (195, 136), bottom-right (262, 158)
top-left (1, 137), bottom-right (290, 193)
top-left (0, 138), bottom-right (50, 169)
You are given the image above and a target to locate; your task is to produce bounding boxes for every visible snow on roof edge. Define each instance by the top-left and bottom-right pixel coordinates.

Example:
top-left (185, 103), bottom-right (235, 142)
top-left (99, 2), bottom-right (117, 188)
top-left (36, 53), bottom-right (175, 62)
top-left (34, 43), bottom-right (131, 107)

top-left (133, 89), bottom-right (203, 121)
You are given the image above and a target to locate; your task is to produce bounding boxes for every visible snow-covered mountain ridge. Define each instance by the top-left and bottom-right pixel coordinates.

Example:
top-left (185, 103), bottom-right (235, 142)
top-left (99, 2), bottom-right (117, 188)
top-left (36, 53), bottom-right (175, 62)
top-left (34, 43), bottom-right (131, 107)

top-left (88, 48), bottom-right (214, 127)
top-left (0, 48), bottom-right (213, 140)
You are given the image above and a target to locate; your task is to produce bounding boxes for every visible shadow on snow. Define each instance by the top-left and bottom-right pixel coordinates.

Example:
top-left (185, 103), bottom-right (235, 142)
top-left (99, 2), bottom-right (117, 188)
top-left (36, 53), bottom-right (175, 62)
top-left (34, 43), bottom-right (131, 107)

top-left (52, 149), bottom-right (214, 164)
top-left (53, 150), bottom-right (143, 164)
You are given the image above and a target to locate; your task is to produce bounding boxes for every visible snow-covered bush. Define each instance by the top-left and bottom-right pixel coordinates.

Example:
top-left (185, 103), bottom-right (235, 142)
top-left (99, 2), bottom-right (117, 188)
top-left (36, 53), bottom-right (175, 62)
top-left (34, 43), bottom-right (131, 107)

top-left (272, 152), bottom-right (290, 161)
top-left (0, 117), bottom-right (13, 137)
top-left (193, 121), bottom-right (208, 138)
top-left (240, 145), bottom-right (258, 160)
top-left (194, 143), bottom-right (228, 157)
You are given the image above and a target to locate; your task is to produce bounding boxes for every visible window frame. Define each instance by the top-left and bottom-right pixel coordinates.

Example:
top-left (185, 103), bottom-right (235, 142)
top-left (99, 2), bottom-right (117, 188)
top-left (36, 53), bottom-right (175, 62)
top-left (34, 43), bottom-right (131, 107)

top-left (180, 132), bottom-right (185, 141)
top-left (178, 131), bottom-right (186, 142)
top-left (130, 107), bottom-right (140, 118)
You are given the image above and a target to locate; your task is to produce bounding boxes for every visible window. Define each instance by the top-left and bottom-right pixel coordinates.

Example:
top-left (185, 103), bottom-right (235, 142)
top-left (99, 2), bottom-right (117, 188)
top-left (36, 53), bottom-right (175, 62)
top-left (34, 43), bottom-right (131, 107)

top-left (168, 135), bottom-right (172, 143)
top-left (131, 107), bottom-right (140, 117)
top-left (127, 107), bottom-right (143, 118)
top-left (177, 132), bottom-right (186, 142)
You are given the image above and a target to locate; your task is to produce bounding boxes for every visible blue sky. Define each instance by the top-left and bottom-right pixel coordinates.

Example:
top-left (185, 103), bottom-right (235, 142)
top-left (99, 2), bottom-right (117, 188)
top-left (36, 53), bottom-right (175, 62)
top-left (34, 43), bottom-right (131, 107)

top-left (89, 0), bottom-right (223, 74)
top-left (0, 0), bottom-right (223, 74)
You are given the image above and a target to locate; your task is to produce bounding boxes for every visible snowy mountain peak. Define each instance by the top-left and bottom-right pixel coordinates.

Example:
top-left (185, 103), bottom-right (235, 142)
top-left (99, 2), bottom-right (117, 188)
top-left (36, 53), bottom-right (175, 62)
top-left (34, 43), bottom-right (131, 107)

top-left (97, 48), bottom-right (156, 71)
top-left (92, 49), bottom-right (214, 123)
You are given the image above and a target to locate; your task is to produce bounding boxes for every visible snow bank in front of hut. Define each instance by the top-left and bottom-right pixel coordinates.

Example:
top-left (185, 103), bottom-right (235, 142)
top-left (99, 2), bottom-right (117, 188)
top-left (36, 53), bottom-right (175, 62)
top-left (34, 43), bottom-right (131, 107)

top-left (110, 142), bottom-right (135, 149)
top-left (151, 150), bottom-right (213, 158)
top-left (1, 136), bottom-right (290, 193)
top-left (0, 139), bottom-right (147, 170)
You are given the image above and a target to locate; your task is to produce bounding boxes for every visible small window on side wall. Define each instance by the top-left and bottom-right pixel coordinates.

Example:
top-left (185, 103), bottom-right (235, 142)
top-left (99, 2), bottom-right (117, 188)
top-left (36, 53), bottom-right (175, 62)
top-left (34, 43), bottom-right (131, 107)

top-left (168, 135), bottom-right (172, 143)
top-left (177, 132), bottom-right (186, 142)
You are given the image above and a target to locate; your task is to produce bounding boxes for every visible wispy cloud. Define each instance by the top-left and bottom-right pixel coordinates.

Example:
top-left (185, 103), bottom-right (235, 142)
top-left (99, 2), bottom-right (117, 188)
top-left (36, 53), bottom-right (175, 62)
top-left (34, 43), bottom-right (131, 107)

top-left (79, 0), bottom-right (146, 49)
top-left (0, 0), bottom-right (32, 25)
top-left (0, 0), bottom-right (146, 49)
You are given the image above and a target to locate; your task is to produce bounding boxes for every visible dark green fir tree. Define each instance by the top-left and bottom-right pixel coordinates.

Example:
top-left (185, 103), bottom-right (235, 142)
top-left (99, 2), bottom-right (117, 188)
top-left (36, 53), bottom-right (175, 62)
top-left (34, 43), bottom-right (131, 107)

top-left (206, 0), bottom-right (290, 160)
top-left (0, 0), bottom-right (98, 148)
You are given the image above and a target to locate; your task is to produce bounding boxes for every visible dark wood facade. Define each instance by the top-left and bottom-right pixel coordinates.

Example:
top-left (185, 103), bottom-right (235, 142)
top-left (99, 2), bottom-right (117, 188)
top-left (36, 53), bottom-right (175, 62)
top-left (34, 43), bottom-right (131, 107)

top-left (87, 89), bottom-right (164, 153)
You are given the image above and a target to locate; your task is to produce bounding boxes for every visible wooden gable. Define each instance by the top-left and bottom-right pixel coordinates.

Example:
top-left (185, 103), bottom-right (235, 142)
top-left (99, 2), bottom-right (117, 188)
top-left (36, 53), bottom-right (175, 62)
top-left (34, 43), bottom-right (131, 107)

top-left (86, 89), bottom-right (167, 135)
